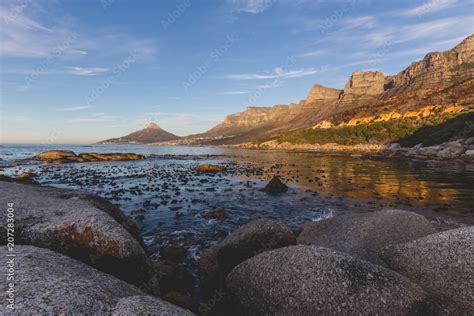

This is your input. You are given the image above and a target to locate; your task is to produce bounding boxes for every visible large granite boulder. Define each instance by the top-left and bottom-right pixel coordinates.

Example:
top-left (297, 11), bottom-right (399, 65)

top-left (380, 226), bottom-right (474, 314)
top-left (0, 181), bottom-right (153, 288)
top-left (0, 246), bottom-right (193, 315)
top-left (226, 245), bottom-right (427, 315)
top-left (199, 219), bottom-right (295, 297)
top-left (113, 295), bottom-right (194, 315)
top-left (297, 209), bottom-right (435, 265)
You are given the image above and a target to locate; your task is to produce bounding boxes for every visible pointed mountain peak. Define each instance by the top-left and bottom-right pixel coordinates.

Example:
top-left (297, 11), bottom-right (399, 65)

top-left (147, 122), bottom-right (160, 129)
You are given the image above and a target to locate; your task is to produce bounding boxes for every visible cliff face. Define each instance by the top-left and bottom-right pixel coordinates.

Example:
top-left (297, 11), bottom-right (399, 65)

top-left (384, 35), bottom-right (474, 97)
top-left (306, 85), bottom-right (341, 104)
top-left (99, 123), bottom-right (180, 144)
top-left (189, 35), bottom-right (474, 145)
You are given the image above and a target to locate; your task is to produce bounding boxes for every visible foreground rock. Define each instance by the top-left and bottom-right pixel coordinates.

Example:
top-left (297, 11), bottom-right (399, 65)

top-left (297, 209), bottom-right (435, 265)
top-left (226, 245), bottom-right (427, 315)
top-left (262, 176), bottom-right (288, 194)
top-left (0, 246), bottom-right (193, 315)
top-left (380, 226), bottom-right (474, 314)
top-left (0, 181), bottom-right (154, 289)
top-left (199, 219), bottom-right (295, 297)
top-left (33, 150), bottom-right (145, 163)
top-left (194, 164), bottom-right (226, 172)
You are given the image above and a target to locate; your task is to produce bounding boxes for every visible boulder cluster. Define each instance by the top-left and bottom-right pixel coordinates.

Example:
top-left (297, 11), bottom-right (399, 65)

top-left (33, 150), bottom-right (145, 163)
top-left (199, 211), bottom-right (473, 315)
top-left (387, 138), bottom-right (474, 161)
top-left (0, 180), bottom-right (192, 315)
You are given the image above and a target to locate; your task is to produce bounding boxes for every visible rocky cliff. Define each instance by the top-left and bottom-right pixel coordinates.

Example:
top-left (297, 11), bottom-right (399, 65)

top-left (99, 122), bottom-right (180, 144)
top-left (306, 84), bottom-right (341, 104)
top-left (189, 35), bottom-right (474, 145)
top-left (383, 35), bottom-right (474, 97)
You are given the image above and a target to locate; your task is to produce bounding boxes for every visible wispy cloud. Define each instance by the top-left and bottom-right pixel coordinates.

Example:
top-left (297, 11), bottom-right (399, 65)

top-left (227, 67), bottom-right (318, 80)
top-left (256, 80), bottom-right (281, 89)
top-left (228, 0), bottom-right (274, 14)
top-left (297, 49), bottom-right (326, 58)
top-left (400, 0), bottom-right (457, 17)
top-left (63, 67), bottom-right (109, 76)
top-left (0, 2), bottom-right (157, 58)
top-left (315, 15), bottom-right (472, 47)
top-left (56, 105), bottom-right (94, 112)
top-left (220, 91), bottom-right (250, 95)
top-left (343, 16), bottom-right (376, 29)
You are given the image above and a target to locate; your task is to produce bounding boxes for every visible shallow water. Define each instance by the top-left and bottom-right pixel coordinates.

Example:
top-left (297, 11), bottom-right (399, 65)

top-left (1, 144), bottom-right (473, 263)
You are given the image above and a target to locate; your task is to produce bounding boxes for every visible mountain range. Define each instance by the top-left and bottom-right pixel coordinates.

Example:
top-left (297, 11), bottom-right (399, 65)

top-left (99, 35), bottom-right (474, 146)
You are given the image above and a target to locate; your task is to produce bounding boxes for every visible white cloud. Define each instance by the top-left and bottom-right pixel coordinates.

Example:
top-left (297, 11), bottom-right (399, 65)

top-left (297, 49), bottom-right (326, 57)
top-left (220, 91), bottom-right (250, 95)
top-left (343, 16), bottom-right (376, 29)
top-left (315, 15), bottom-right (472, 48)
top-left (56, 105), bottom-right (94, 112)
top-left (401, 0), bottom-right (457, 17)
top-left (256, 80), bottom-right (281, 89)
top-left (63, 67), bottom-right (109, 76)
top-left (227, 67), bottom-right (319, 80)
top-left (0, 3), bottom-right (157, 58)
top-left (228, 0), bottom-right (274, 13)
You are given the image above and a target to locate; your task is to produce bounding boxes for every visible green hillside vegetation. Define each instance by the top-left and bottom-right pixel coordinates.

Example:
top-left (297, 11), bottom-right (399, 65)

top-left (270, 111), bottom-right (473, 147)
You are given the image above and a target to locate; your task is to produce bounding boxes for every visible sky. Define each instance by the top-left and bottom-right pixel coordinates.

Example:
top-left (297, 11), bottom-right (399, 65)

top-left (0, 0), bottom-right (473, 144)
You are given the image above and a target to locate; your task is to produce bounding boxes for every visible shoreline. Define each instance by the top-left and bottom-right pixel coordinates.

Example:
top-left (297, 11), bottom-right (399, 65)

top-left (226, 138), bottom-right (474, 163)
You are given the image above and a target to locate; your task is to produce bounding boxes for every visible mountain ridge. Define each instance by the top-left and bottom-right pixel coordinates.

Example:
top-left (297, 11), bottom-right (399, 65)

top-left (181, 34), bottom-right (473, 145)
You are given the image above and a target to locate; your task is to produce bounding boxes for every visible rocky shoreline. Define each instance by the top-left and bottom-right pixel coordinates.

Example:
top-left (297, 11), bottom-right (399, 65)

top-left (233, 137), bottom-right (474, 162)
top-left (1, 176), bottom-right (472, 315)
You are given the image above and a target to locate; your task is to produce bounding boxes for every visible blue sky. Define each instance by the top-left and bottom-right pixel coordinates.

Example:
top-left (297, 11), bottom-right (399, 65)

top-left (1, 0), bottom-right (473, 143)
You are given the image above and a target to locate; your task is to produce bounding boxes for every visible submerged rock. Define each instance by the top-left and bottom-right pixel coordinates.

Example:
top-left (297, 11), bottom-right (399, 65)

top-left (160, 241), bottom-right (188, 263)
top-left (194, 164), bottom-right (227, 172)
top-left (262, 176), bottom-right (288, 194)
top-left (199, 219), bottom-right (295, 298)
top-left (380, 226), bottom-right (474, 314)
top-left (0, 246), bottom-right (193, 315)
top-left (16, 172), bottom-right (38, 184)
top-left (33, 150), bottom-right (145, 163)
top-left (297, 209), bottom-right (435, 266)
top-left (201, 208), bottom-right (226, 219)
top-left (0, 181), bottom-right (154, 289)
top-left (226, 245), bottom-right (427, 315)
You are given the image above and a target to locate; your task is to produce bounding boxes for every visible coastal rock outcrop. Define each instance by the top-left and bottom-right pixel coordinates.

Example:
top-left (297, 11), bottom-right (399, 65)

top-left (194, 164), bottom-right (227, 172)
top-left (199, 219), bottom-right (295, 297)
top-left (262, 176), bottom-right (288, 194)
top-left (297, 209), bottom-right (435, 265)
top-left (0, 245), bottom-right (193, 315)
top-left (0, 181), bottom-right (154, 288)
top-left (380, 226), bottom-right (474, 314)
top-left (34, 150), bottom-right (145, 163)
top-left (226, 245), bottom-right (427, 315)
